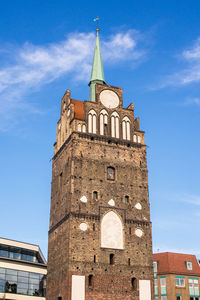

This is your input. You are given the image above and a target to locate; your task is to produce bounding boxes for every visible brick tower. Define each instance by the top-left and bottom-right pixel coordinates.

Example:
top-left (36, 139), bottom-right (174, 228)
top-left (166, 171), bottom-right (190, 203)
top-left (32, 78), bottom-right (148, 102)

top-left (46, 27), bottom-right (154, 300)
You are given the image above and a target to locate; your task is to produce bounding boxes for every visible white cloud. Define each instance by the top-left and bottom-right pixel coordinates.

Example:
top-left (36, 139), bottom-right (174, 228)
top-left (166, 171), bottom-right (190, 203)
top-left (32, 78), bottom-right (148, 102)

top-left (155, 37), bottom-right (200, 88)
top-left (182, 98), bottom-right (200, 106)
top-left (0, 30), bottom-right (145, 131)
top-left (181, 194), bottom-right (200, 206)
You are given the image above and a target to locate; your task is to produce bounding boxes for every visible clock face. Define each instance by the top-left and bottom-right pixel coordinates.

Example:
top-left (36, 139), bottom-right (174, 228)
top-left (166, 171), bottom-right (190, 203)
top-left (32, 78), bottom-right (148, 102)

top-left (100, 90), bottom-right (119, 109)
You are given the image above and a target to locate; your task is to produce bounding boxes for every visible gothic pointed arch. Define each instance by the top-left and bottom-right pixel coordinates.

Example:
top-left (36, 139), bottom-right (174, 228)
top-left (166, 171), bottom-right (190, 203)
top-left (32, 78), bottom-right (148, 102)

top-left (122, 116), bottom-right (130, 140)
top-left (99, 109), bottom-right (108, 135)
top-left (88, 109), bottom-right (97, 134)
top-left (101, 211), bottom-right (124, 249)
top-left (111, 111), bottom-right (119, 138)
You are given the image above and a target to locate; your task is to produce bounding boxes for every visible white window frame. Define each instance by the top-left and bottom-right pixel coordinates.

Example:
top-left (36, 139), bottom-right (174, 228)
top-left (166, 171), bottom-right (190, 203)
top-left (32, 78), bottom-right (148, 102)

top-left (111, 111), bottom-right (119, 138)
top-left (153, 261), bottom-right (158, 273)
top-left (100, 109), bottom-right (108, 135)
top-left (122, 116), bottom-right (130, 140)
top-left (88, 109), bottom-right (97, 134)
top-left (186, 261), bottom-right (193, 270)
top-left (160, 277), bottom-right (167, 295)
top-left (175, 277), bottom-right (185, 287)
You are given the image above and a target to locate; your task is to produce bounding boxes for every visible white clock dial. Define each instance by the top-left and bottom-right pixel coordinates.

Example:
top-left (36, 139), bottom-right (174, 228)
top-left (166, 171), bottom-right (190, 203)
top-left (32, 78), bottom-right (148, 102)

top-left (100, 90), bottom-right (119, 109)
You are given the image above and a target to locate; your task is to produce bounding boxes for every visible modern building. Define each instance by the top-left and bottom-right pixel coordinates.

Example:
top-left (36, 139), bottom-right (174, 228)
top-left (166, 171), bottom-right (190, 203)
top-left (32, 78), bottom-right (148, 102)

top-left (153, 252), bottom-right (200, 300)
top-left (46, 26), bottom-right (154, 300)
top-left (0, 237), bottom-right (47, 300)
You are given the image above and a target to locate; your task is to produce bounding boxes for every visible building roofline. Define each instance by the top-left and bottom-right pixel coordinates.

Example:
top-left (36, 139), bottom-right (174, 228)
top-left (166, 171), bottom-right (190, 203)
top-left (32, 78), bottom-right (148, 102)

top-left (0, 237), bottom-right (47, 264)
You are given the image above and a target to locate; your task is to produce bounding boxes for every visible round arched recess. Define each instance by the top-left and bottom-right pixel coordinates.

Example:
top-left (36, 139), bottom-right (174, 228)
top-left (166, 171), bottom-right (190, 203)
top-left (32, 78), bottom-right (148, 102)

top-left (101, 211), bottom-right (124, 249)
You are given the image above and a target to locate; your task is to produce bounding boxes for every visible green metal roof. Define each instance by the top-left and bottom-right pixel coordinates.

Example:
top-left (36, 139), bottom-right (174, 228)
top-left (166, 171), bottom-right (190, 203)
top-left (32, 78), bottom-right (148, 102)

top-left (89, 29), bottom-right (105, 85)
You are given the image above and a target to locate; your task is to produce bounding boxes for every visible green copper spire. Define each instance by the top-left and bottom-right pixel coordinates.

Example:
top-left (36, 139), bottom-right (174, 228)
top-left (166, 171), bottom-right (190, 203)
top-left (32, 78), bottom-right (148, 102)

top-left (89, 19), bottom-right (105, 102)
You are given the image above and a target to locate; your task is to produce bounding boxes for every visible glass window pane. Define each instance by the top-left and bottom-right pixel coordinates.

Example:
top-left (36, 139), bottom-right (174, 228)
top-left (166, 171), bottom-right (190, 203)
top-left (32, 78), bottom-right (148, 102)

top-left (0, 279), bottom-right (5, 287)
top-left (6, 269), bottom-right (17, 276)
top-left (13, 252), bottom-right (21, 259)
top-left (18, 271), bottom-right (29, 277)
top-left (18, 287), bottom-right (28, 295)
top-left (0, 268), bottom-right (5, 274)
top-left (29, 272), bottom-right (40, 279)
top-left (29, 278), bottom-right (39, 285)
top-left (0, 273), bottom-right (5, 280)
top-left (18, 282), bottom-right (29, 289)
top-left (0, 249), bottom-right (8, 257)
top-left (5, 275), bottom-right (17, 282)
top-left (18, 276), bottom-right (29, 283)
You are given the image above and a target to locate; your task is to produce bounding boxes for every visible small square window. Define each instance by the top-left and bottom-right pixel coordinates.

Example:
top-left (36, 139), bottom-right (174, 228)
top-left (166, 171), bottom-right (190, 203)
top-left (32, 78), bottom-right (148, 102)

top-left (186, 261), bottom-right (193, 270)
top-left (107, 167), bottom-right (115, 180)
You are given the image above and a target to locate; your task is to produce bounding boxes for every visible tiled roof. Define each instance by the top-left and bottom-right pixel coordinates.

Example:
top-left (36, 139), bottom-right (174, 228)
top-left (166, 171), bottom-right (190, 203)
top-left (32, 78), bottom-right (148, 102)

top-left (71, 99), bottom-right (84, 120)
top-left (153, 252), bottom-right (200, 276)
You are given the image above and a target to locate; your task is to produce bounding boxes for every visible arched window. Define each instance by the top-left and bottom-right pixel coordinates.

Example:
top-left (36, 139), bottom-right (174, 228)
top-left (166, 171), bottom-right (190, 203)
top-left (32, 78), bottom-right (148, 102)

top-left (88, 110), bottom-right (97, 134)
top-left (82, 124), bottom-right (86, 133)
top-left (101, 211), bottom-right (123, 249)
top-left (131, 277), bottom-right (137, 290)
top-left (111, 112), bottom-right (119, 138)
top-left (133, 134), bottom-right (137, 143)
top-left (138, 135), bottom-right (141, 143)
top-left (88, 274), bottom-right (93, 288)
top-left (99, 109), bottom-right (108, 135)
top-left (77, 124), bottom-right (82, 132)
top-left (122, 116), bottom-right (130, 140)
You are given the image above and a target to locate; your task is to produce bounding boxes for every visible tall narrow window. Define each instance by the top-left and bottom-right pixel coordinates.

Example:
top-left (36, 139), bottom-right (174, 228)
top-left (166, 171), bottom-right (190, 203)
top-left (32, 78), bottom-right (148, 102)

top-left (160, 277), bottom-right (166, 295)
top-left (93, 223), bottom-right (95, 231)
top-left (128, 258), bottom-right (131, 266)
top-left (93, 191), bottom-right (98, 200)
top-left (88, 274), bottom-right (93, 287)
top-left (59, 172), bottom-right (63, 188)
top-left (99, 109), bottom-right (108, 135)
top-left (77, 124), bottom-right (82, 132)
top-left (131, 277), bottom-right (137, 290)
top-left (94, 255), bottom-right (96, 263)
top-left (122, 116), bottom-right (131, 140)
top-left (88, 110), bottom-right (97, 134)
top-left (82, 124), bottom-right (86, 133)
top-left (111, 112), bottom-right (119, 138)
top-left (125, 195), bottom-right (129, 204)
top-left (189, 278), bottom-right (199, 297)
top-left (110, 254), bottom-right (114, 265)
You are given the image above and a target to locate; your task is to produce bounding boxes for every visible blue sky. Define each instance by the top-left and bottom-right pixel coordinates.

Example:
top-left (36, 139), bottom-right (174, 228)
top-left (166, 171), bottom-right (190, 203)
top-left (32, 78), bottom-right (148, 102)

top-left (0, 0), bottom-right (200, 258)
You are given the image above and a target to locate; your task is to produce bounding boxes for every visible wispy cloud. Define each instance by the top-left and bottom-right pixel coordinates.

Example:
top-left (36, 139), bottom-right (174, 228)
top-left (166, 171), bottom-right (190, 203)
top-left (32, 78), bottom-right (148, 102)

top-left (182, 97), bottom-right (200, 106)
top-left (0, 30), bottom-right (146, 131)
top-left (180, 194), bottom-right (200, 206)
top-left (155, 37), bottom-right (200, 88)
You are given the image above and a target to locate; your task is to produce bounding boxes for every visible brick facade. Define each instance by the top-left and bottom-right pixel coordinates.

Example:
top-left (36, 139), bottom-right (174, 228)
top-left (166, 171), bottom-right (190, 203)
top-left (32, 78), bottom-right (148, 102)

top-left (46, 83), bottom-right (154, 300)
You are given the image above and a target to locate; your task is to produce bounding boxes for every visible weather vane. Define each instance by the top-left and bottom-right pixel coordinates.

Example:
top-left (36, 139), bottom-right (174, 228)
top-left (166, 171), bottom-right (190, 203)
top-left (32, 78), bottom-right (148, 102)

top-left (93, 17), bottom-right (99, 31)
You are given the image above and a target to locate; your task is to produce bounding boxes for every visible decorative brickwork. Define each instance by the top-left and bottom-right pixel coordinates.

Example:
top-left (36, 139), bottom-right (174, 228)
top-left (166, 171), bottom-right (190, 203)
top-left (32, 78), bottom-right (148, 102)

top-left (46, 83), bottom-right (154, 300)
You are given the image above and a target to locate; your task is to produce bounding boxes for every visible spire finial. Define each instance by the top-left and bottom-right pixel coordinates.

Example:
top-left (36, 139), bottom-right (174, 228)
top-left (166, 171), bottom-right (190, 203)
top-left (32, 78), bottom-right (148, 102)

top-left (89, 17), bottom-right (105, 102)
top-left (93, 17), bottom-right (99, 32)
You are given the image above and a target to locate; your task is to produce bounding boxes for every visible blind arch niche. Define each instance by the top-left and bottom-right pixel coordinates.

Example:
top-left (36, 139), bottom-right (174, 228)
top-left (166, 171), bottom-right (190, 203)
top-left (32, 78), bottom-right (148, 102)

top-left (101, 211), bottom-right (124, 249)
